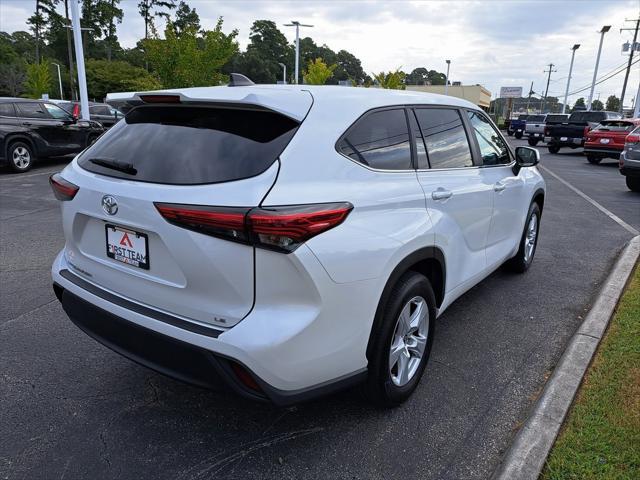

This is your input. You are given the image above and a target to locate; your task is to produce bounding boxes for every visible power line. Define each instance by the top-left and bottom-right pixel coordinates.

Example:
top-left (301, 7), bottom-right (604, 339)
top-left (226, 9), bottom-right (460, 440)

top-left (565, 58), bottom-right (631, 95)
top-left (567, 57), bottom-right (640, 96)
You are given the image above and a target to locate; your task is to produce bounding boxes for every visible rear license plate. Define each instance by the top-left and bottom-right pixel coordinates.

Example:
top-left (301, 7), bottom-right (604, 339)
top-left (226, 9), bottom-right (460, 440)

top-left (600, 138), bottom-right (610, 144)
top-left (105, 224), bottom-right (149, 270)
top-left (573, 138), bottom-right (582, 144)
top-left (560, 137), bottom-right (568, 141)
top-left (534, 133), bottom-right (541, 137)
top-left (517, 129), bottom-right (522, 132)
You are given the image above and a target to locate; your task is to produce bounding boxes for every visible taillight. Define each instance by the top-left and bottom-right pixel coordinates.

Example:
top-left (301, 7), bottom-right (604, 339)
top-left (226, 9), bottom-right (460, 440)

top-left (626, 134), bottom-right (640, 145)
top-left (583, 126), bottom-right (590, 138)
top-left (49, 173), bottom-right (79, 201)
top-left (154, 202), bottom-right (353, 253)
top-left (140, 94), bottom-right (181, 103)
top-left (544, 126), bottom-right (550, 136)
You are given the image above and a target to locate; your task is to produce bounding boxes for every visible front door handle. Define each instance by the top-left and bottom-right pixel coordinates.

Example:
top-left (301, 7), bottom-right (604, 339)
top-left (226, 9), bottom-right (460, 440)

top-left (432, 188), bottom-right (453, 200)
top-left (493, 182), bottom-right (506, 192)
top-left (22, 122), bottom-right (32, 126)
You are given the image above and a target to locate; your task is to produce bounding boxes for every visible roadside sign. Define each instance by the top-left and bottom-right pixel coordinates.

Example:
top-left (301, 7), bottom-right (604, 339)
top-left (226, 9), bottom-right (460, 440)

top-left (499, 87), bottom-right (523, 98)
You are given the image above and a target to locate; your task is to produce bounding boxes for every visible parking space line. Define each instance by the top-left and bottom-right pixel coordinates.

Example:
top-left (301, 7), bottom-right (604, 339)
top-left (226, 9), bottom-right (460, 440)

top-left (0, 168), bottom-right (62, 181)
top-left (540, 165), bottom-right (639, 236)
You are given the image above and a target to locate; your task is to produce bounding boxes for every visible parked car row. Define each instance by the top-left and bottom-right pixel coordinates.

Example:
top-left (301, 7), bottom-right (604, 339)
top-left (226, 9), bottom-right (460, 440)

top-left (51, 100), bottom-right (124, 128)
top-left (0, 97), bottom-right (105, 172)
top-left (545, 110), bottom-right (622, 154)
top-left (526, 114), bottom-right (569, 146)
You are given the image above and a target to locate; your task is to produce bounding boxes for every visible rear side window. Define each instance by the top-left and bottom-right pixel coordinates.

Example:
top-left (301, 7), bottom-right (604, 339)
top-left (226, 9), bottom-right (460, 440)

top-left (0, 103), bottom-right (16, 116)
top-left (593, 121), bottom-right (636, 132)
top-left (414, 108), bottom-right (473, 169)
top-left (16, 103), bottom-right (49, 119)
top-left (78, 105), bottom-right (299, 185)
top-left (337, 109), bottom-right (412, 170)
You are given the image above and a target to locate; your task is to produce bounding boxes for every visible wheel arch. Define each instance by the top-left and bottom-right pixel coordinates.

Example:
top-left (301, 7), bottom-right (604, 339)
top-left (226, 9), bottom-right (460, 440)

top-left (366, 246), bottom-right (445, 360)
top-left (532, 187), bottom-right (545, 213)
top-left (5, 134), bottom-right (37, 158)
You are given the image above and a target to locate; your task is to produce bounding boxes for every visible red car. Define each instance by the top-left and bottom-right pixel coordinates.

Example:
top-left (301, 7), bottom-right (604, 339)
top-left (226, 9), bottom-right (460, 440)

top-left (584, 118), bottom-right (640, 164)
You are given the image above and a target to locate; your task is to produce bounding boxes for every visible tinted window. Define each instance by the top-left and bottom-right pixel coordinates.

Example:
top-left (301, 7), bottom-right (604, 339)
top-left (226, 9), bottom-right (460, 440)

top-left (467, 111), bottom-right (510, 166)
top-left (414, 108), bottom-right (473, 169)
top-left (90, 105), bottom-right (111, 115)
top-left (78, 105), bottom-right (299, 185)
top-left (16, 103), bottom-right (49, 119)
top-left (0, 103), bottom-right (16, 116)
top-left (546, 114), bottom-right (568, 123)
top-left (569, 112), bottom-right (612, 123)
top-left (43, 103), bottom-right (71, 119)
top-left (527, 115), bottom-right (546, 122)
top-left (593, 121), bottom-right (636, 132)
top-left (338, 109), bottom-right (412, 170)
top-left (57, 102), bottom-right (75, 113)
top-left (517, 115), bottom-right (529, 120)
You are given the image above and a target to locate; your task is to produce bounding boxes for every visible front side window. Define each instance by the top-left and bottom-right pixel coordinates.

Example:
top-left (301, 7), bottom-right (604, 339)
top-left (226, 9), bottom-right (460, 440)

top-left (414, 108), bottom-right (473, 169)
top-left (43, 103), bottom-right (72, 119)
top-left (337, 109), bottom-right (412, 170)
top-left (16, 103), bottom-right (49, 119)
top-left (466, 110), bottom-right (510, 166)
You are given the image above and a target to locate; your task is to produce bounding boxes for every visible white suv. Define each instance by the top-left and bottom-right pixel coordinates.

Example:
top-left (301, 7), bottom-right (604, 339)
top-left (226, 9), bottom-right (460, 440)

top-left (50, 85), bottom-right (545, 406)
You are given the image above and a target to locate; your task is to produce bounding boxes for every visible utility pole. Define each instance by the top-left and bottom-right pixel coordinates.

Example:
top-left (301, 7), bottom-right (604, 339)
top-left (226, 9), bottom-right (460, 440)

top-left (70, 0), bottom-right (90, 120)
top-left (525, 81), bottom-right (534, 112)
top-left (52, 62), bottom-right (63, 99)
top-left (542, 63), bottom-right (556, 113)
top-left (634, 82), bottom-right (640, 118)
top-left (444, 60), bottom-right (451, 95)
top-left (562, 44), bottom-right (580, 114)
top-left (284, 21), bottom-right (313, 84)
top-left (619, 17), bottom-right (640, 115)
top-left (587, 26), bottom-right (611, 110)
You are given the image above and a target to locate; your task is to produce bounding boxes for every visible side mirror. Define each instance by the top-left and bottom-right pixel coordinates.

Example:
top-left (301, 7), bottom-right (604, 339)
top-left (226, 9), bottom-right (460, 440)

top-left (515, 146), bottom-right (539, 167)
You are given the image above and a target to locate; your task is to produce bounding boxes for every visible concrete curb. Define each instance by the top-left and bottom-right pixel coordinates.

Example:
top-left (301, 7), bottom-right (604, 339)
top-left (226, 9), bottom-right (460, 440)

top-left (492, 235), bottom-right (640, 480)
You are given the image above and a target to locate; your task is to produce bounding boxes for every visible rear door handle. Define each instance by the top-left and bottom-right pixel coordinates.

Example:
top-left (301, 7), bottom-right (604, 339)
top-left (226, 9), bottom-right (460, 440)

top-left (493, 182), bottom-right (506, 192)
top-left (22, 122), bottom-right (32, 126)
top-left (431, 188), bottom-right (453, 200)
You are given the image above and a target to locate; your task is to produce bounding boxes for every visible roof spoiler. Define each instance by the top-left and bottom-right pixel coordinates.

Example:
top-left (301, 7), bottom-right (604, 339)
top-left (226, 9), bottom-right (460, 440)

top-left (228, 73), bottom-right (255, 87)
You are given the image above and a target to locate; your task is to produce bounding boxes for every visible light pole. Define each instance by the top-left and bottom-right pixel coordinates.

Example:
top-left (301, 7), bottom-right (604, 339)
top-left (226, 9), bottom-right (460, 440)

top-left (69, 0), bottom-right (89, 120)
top-left (52, 62), bottom-right (63, 99)
top-left (444, 59), bottom-right (451, 95)
top-left (587, 25), bottom-right (611, 111)
top-left (562, 44), bottom-right (579, 114)
top-left (284, 21), bottom-right (313, 84)
top-left (278, 62), bottom-right (287, 84)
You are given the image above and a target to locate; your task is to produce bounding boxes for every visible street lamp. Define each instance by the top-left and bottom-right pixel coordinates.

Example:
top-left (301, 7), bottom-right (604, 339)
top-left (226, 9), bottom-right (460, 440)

top-left (278, 62), bottom-right (287, 84)
top-left (562, 44), bottom-right (580, 114)
top-left (587, 25), bottom-right (611, 110)
top-left (69, 0), bottom-right (90, 120)
top-left (284, 21), bottom-right (313, 84)
top-left (52, 62), bottom-right (63, 100)
top-left (444, 60), bottom-right (451, 95)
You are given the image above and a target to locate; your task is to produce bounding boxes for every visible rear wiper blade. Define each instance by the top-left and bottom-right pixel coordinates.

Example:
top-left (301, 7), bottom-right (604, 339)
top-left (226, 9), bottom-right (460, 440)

top-left (89, 158), bottom-right (137, 175)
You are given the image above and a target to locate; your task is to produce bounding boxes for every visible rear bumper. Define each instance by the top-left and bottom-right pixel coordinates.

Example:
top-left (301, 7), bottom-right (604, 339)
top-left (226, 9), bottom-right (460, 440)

top-left (583, 146), bottom-right (622, 158)
top-left (546, 137), bottom-right (584, 147)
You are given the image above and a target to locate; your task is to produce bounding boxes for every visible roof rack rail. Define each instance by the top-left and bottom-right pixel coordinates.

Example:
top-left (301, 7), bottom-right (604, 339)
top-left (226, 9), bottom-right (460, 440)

top-left (228, 73), bottom-right (255, 87)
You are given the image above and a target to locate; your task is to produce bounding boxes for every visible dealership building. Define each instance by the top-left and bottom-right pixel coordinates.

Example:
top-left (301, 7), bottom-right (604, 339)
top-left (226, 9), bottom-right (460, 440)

top-left (405, 84), bottom-right (492, 110)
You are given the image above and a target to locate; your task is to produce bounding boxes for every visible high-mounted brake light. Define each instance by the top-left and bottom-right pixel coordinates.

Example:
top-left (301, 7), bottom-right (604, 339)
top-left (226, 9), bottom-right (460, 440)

top-left (139, 95), bottom-right (181, 103)
top-left (154, 202), bottom-right (353, 253)
top-left (49, 173), bottom-right (79, 201)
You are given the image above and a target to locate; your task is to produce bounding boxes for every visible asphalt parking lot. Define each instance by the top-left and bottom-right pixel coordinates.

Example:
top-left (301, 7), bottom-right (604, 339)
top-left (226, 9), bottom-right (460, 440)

top-left (1, 142), bottom-right (638, 480)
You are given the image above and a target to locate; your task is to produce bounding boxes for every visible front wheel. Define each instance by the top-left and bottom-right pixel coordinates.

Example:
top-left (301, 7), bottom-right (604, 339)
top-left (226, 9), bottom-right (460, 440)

top-left (548, 146), bottom-right (560, 154)
top-left (515, 131), bottom-right (523, 139)
top-left (8, 141), bottom-right (35, 173)
top-left (364, 271), bottom-right (436, 407)
top-left (626, 176), bottom-right (640, 192)
top-left (505, 202), bottom-right (541, 273)
top-left (587, 155), bottom-right (601, 165)
top-left (528, 138), bottom-right (539, 146)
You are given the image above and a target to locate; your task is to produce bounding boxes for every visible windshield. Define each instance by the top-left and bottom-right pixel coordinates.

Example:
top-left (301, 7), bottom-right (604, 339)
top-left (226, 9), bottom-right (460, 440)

top-left (78, 104), bottom-right (299, 185)
top-left (546, 114), bottom-right (568, 123)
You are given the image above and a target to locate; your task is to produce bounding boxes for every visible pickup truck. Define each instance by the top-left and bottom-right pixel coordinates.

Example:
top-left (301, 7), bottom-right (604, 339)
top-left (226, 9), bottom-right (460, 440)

top-left (507, 114), bottom-right (528, 139)
top-left (544, 111), bottom-right (622, 154)
top-left (525, 114), bottom-right (547, 146)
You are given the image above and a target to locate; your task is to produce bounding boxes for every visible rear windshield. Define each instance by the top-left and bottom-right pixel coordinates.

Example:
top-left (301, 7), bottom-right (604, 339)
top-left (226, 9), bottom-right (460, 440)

top-left (569, 112), bottom-right (609, 123)
top-left (593, 121), bottom-right (636, 132)
top-left (546, 114), bottom-right (568, 123)
top-left (517, 115), bottom-right (529, 120)
top-left (527, 115), bottom-right (545, 122)
top-left (78, 105), bottom-right (299, 185)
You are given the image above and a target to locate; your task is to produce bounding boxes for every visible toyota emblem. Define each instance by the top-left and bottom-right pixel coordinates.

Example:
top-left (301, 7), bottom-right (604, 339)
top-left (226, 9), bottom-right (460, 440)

top-left (101, 195), bottom-right (118, 215)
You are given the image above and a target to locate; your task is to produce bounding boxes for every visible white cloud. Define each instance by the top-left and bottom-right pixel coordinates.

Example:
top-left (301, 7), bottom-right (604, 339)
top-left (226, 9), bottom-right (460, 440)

top-left (2, 0), bottom-right (638, 106)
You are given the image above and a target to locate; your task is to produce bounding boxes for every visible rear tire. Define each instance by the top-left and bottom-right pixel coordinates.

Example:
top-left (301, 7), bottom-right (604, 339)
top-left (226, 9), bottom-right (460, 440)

top-left (507, 130), bottom-right (513, 137)
top-left (548, 146), bottom-right (560, 154)
top-left (515, 131), bottom-right (523, 139)
top-left (364, 271), bottom-right (436, 407)
top-left (528, 138), bottom-right (539, 146)
top-left (587, 155), bottom-right (601, 165)
top-left (626, 176), bottom-right (640, 192)
top-left (505, 202), bottom-right (541, 273)
top-left (7, 141), bottom-right (35, 173)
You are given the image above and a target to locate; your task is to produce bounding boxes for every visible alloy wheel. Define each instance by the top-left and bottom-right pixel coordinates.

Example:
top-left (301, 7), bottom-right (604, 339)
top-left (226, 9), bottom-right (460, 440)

top-left (12, 146), bottom-right (31, 169)
top-left (389, 296), bottom-right (429, 387)
top-left (524, 214), bottom-right (538, 263)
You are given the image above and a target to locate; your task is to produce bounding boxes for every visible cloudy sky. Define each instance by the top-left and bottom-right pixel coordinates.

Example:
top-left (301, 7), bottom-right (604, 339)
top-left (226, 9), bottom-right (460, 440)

top-left (1, 0), bottom-right (639, 106)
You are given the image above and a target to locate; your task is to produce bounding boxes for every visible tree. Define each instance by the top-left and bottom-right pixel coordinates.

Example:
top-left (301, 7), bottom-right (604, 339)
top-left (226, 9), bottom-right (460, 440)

top-left (23, 62), bottom-right (53, 98)
top-left (373, 69), bottom-right (406, 89)
top-left (173, 1), bottom-right (200, 36)
top-left (335, 49), bottom-right (366, 84)
top-left (138, 0), bottom-right (176, 39)
top-left (85, 59), bottom-right (161, 99)
top-left (405, 67), bottom-right (429, 85)
top-left (0, 64), bottom-right (27, 97)
top-left (27, 0), bottom-right (60, 63)
top-left (591, 99), bottom-right (604, 111)
top-left (605, 95), bottom-right (620, 112)
top-left (572, 97), bottom-right (586, 112)
top-left (145, 18), bottom-right (238, 88)
top-left (303, 58), bottom-right (336, 85)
